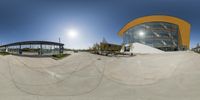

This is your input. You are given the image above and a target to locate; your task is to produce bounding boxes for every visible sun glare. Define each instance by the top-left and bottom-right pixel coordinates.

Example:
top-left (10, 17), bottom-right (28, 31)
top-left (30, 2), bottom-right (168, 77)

top-left (67, 29), bottom-right (78, 38)
top-left (139, 31), bottom-right (144, 37)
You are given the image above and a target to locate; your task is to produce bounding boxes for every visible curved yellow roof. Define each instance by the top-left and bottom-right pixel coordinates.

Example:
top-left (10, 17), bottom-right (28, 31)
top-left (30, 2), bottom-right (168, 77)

top-left (118, 15), bottom-right (191, 48)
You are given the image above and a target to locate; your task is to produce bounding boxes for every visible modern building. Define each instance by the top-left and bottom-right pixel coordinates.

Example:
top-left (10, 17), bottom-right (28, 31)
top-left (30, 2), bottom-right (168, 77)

top-left (0, 41), bottom-right (64, 56)
top-left (192, 43), bottom-right (200, 53)
top-left (118, 15), bottom-right (190, 51)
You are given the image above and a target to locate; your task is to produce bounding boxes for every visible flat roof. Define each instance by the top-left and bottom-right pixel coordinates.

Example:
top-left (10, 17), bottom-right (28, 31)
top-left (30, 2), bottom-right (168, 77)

top-left (0, 41), bottom-right (64, 47)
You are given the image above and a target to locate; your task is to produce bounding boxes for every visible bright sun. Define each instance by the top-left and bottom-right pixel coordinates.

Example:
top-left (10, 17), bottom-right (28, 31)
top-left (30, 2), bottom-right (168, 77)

top-left (67, 29), bottom-right (78, 38)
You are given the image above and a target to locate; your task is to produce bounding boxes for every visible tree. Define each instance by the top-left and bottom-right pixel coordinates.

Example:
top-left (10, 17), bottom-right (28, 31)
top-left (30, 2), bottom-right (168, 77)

top-left (102, 37), bottom-right (107, 43)
top-left (92, 43), bottom-right (100, 51)
top-left (197, 43), bottom-right (200, 47)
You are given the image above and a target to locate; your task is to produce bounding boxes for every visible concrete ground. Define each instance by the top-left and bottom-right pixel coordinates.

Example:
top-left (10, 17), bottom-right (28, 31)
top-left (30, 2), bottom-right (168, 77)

top-left (0, 51), bottom-right (200, 100)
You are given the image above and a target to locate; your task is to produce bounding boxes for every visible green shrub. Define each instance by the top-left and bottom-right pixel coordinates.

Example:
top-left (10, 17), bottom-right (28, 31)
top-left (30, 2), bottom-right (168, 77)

top-left (52, 53), bottom-right (70, 60)
top-left (0, 52), bottom-right (10, 56)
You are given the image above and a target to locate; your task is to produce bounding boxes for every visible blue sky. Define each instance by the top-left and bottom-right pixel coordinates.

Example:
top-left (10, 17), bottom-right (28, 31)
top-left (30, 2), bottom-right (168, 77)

top-left (0, 0), bottom-right (199, 49)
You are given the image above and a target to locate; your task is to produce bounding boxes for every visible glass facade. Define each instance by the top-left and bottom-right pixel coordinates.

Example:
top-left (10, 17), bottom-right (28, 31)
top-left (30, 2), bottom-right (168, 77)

top-left (42, 45), bottom-right (60, 55)
top-left (7, 45), bottom-right (20, 54)
top-left (123, 22), bottom-right (179, 51)
top-left (0, 41), bottom-right (64, 56)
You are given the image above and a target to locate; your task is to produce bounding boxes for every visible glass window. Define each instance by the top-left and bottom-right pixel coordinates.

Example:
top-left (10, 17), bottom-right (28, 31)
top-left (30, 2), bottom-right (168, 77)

top-left (123, 22), bottom-right (179, 51)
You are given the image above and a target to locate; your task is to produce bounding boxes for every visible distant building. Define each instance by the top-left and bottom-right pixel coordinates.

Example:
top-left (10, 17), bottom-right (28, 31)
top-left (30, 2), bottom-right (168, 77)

top-left (0, 41), bottom-right (64, 56)
top-left (118, 15), bottom-right (191, 51)
top-left (100, 42), bottom-right (121, 52)
top-left (192, 43), bottom-right (200, 53)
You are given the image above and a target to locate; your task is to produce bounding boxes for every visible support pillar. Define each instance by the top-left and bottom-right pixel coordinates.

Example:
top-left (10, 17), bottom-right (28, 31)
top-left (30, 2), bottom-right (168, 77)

top-left (40, 44), bottom-right (43, 55)
top-left (54, 45), bottom-right (56, 54)
top-left (59, 45), bottom-right (64, 54)
top-left (19, 45), bottom-right (22, 55)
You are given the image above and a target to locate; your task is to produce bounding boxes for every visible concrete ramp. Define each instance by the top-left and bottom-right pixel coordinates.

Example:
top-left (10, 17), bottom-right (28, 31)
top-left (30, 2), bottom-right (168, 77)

top-left (128, 43), bottom-right (164, 54)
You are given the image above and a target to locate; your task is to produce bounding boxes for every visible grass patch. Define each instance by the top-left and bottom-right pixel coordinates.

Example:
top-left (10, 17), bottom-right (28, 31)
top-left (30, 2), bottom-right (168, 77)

top-left (0, 52), bottom-right (10, 56)
top-left (52, 53), bottom-right (70, 60)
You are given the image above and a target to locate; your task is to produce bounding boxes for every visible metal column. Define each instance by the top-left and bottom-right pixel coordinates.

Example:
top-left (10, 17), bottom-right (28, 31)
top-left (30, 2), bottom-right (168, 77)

top-left (40, 44), bottom-right (43, 55)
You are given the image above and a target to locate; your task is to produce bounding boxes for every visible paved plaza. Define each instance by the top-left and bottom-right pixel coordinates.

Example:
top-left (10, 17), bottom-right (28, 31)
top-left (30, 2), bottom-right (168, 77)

top-left (0, 52), bottom-right (200, 100)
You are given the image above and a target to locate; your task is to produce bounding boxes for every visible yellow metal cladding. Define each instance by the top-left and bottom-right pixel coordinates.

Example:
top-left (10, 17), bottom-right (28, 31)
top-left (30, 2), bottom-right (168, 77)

top-left (118, 15), bottom-right (191, 48)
